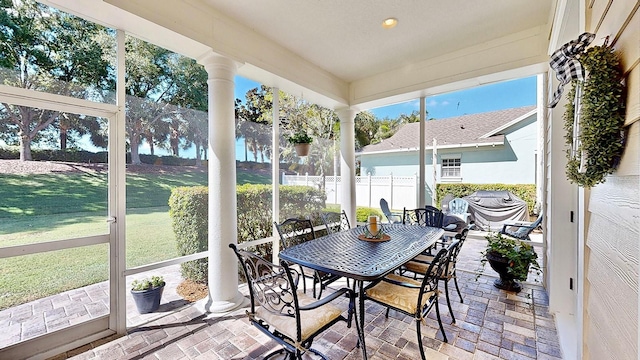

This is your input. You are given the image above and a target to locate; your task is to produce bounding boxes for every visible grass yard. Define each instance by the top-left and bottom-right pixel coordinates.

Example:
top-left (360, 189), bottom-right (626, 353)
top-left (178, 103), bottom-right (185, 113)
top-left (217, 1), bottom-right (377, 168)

top-left (0, 165), bottom-right (271, 310)
top-left (0, 168), bottom-right (269, 219)
top-left (0, 207), bottom-right (179, 310)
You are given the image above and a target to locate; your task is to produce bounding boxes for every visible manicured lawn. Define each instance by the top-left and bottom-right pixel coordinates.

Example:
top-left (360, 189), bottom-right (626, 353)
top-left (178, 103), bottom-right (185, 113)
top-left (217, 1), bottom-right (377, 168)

top-left (0, 207), bottom-right (179, 310)
top-left (0, 168), bottom-right (270, 218)
top-left (0, 167), bottom-right (270, 310)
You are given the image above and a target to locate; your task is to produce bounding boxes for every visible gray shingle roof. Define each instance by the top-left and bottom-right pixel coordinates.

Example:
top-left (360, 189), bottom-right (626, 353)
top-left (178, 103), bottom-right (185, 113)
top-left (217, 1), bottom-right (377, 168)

top-left (359, 106), bottom-right (536, 153)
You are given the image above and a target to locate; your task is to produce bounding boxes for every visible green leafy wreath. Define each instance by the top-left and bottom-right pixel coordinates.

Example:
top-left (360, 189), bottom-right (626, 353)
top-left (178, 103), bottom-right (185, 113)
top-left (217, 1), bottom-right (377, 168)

top-left (563, 44), bottom-right (626, 187)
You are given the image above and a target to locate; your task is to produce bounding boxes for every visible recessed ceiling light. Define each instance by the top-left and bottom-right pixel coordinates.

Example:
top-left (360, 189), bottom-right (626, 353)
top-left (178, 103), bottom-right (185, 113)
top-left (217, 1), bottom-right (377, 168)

top-left (382, 18), bottom-right (398, 29)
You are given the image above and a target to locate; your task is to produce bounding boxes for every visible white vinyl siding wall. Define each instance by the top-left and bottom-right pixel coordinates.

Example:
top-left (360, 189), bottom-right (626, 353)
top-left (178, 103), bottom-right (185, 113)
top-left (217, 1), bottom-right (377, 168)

top-left (582, 2), bottom-right (640, 359)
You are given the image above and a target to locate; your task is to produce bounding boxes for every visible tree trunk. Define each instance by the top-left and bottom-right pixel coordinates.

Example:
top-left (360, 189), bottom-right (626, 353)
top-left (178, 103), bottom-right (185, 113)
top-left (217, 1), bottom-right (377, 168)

top-left (244, 138), bottom-right (248, 162)
top-left (149, 139), bottom-right (155, 155)
top-left (60, 127), bottom-right (68, 150)
top-left (130, 136), bottom-right (141, 164)
top-left (195, 143), bottom-right (202, 167)
top-left (170, 129), bottom-right (180, 157)
top-left (20, 135), bottom-right (32, 161)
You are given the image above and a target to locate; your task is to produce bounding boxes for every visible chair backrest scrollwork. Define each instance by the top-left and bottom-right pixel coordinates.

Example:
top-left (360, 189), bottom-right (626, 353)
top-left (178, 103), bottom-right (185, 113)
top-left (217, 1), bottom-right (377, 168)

top-left (274, 218), bottom-right (316, 249)
top-left (404, 206), bottom-right (444, 228)
top-left (320, 210), bottom-right (351, 234)
top-left (229, 244), bottom-right (300, 317)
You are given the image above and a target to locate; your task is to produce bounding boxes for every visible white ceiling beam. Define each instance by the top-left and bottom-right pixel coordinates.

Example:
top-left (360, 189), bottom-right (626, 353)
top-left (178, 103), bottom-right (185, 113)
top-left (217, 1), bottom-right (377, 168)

top-left (102, 0), bottom-right (351, 109)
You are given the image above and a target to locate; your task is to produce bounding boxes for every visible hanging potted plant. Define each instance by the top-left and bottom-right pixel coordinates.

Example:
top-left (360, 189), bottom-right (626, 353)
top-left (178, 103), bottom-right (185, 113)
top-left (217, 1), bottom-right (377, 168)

top-left (131, 275), bottom-right (166, 314)
top-left (288, 131), bottom-right (313, 156)
top-left (480, 232), bottom-right (540, 293)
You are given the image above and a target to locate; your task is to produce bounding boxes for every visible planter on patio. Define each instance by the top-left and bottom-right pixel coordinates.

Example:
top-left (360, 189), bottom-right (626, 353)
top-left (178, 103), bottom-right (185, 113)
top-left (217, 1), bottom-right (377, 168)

top-left (131, 276), bottom-right (165, 314)
top-left (481, 232), bottom-right (540, 293)
top-left (485, 251), bottom-right (526, 292)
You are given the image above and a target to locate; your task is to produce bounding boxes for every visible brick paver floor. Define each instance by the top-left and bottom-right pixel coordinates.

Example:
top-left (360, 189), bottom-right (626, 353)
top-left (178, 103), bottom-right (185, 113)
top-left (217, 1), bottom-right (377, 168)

top-left (0, 264), bottom-right (188, 349)
top-left (45, 232), bottom-right (560, 360)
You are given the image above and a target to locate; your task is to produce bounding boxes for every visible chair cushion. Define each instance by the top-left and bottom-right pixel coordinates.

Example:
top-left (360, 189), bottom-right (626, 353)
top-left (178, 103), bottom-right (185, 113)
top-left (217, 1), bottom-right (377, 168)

top-left (365, 273), bottom-right (435, 314)
top-left (405, 258), bottom-right (453, 278)
top-left (514, 227), bottom-right (530, 238)
top-left (404, 260), bottom-right (429, 275)
top-left (255, 291), bottom-right (343, 342)
top-left (414, 254), bottom-right (434, 263)
top-left (505, 227), bottom-right (529, 239)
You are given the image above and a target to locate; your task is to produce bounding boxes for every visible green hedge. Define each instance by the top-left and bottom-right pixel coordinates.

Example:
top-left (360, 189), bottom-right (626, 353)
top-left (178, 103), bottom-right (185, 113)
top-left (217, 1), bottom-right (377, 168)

top-left (0, 147), bottom-right (198, 166)
top-left (169, 184), bottom-right (326, 283)
top-left (0, 147), bottom-right (109, 162)
top-left (436, 183), bottom-right (537, 215)
top-left (356, 207), bottom-right (383, 223)
top-left (168, 187), bottom-right (209, 283)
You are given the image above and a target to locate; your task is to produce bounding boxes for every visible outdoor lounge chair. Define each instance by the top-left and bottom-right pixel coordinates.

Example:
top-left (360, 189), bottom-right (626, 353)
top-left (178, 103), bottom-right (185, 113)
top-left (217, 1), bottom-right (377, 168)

top-left (447, 198), bottom-right (470, 223)
top-left (380, 198), bottom-right (403, 223)
top-left (500, 214), bottom-right (543, 240)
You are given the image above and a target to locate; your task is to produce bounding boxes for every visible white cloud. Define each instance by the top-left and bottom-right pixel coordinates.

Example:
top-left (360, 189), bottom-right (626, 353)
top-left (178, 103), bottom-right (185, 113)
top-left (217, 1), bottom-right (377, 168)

top-left (441, 101), bottom-right (450, 106)
top-left (427, 99), bottom-right (438, 107)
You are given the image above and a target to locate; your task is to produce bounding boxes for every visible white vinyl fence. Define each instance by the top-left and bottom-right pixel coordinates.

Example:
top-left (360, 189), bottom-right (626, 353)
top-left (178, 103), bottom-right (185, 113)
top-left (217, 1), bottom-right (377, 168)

top-left (282, 174), bottom-right (425, 211)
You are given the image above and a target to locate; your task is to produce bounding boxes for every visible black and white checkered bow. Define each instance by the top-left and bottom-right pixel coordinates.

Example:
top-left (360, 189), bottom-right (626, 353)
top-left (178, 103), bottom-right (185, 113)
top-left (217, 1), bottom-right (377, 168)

top-left (548, 32), bottom-right (595, 108)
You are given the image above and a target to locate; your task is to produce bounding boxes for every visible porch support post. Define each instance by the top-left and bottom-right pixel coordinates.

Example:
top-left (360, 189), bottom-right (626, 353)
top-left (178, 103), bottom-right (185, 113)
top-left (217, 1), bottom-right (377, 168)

top-left (271, 87), bottom-right (280, 263)
top-left (419, 96), bottom-right (426, 207)
top-left (199, 52), bottom-right (244, 313)
top-left (337, 108), bottom-right (357, 226)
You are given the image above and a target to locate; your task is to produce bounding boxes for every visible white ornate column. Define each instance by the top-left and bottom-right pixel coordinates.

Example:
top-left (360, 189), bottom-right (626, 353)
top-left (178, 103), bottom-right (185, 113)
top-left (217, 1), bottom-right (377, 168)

top-left (199, 52), bottom-right (244, 313)
top-left (337, 108), bottom-right (357, 226)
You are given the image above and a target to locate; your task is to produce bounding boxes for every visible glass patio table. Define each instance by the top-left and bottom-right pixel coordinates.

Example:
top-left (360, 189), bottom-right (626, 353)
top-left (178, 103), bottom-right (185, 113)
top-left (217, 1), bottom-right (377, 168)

top-left (278, 223), bottom-right (444, 359)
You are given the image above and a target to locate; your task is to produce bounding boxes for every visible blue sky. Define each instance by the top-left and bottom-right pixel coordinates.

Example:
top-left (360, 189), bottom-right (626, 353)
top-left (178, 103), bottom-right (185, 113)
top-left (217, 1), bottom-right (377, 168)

top-left (368, 76), bottom-right (537, 120)
top-left (235, 75), bottom-right (537, 120)
top-left (138, 75), bottom-right (537, 160)
top-left (232, 75), bottom-right (537, 161)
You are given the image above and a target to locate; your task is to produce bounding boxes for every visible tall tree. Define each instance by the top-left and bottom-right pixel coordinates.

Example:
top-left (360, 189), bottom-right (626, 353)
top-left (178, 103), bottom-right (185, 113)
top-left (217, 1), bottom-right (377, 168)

top-left (165, 56), bottom-right (208, 161)
top-left (0, 0), bottom-right (111, 160)
top-left (354, 111), bottom-right (379, 149)
top-left (236, 86), bottom-right (272, 162)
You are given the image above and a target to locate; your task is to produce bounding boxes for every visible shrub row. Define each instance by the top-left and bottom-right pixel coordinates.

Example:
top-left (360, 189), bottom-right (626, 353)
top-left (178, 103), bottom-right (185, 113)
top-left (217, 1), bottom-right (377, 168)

top-left (0, 148), bottom-right (109, 163)
top-left (169, 184), bottom-right (326, 283)
top-left (0, 148), bottom-right (303, 170)
top-left (0, 147), bottom-right (199, 166)
top-left (435, 183), bottom-right (537, 215)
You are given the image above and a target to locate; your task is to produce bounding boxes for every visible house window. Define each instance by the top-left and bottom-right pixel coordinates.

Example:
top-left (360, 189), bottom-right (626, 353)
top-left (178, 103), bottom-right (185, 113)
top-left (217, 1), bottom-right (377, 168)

top-left (441, 157), bottom-right (461, 178)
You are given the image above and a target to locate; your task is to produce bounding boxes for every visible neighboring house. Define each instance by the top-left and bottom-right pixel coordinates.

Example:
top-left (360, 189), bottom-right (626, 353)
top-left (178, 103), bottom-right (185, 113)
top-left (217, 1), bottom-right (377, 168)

top-left (358, 106), bottom-right (538, 203)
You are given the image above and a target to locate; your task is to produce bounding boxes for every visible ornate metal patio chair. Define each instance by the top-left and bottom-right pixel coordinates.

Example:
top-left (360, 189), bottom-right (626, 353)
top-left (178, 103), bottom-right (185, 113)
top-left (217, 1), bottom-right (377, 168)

top-left (363, 247), bottom-right (452, 359)
top-left (403, 206), bottom-right (451, 227)
top-left (380, 198), bottom-right (403, 223)
top-left (229, 244), bottom-right (364, 360)
top-left (403, 206), bottom-right (456, 253)
top-left (500, 214), bottom-right (543, 240)
top-left (275, 218), bottom-right (340, 298)
top-left (320, 210), bottom-right (351, 234)
top-left (403, 229), bottom-right (469, 323)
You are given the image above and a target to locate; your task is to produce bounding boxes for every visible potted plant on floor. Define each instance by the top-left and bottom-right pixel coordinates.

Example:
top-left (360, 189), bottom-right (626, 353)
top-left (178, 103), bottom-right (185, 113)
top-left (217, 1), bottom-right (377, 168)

top-left (481, 232), bottom-right (540, 293)
top-left (131, 275), bottom-right (165, 314)
top-left (288, 131), bottom-right (313, 156)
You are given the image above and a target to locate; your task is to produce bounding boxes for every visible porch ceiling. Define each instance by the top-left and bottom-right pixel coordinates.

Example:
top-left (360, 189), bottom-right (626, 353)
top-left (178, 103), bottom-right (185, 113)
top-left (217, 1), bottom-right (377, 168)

top-left (41, 0), bottom-right (555, 110)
